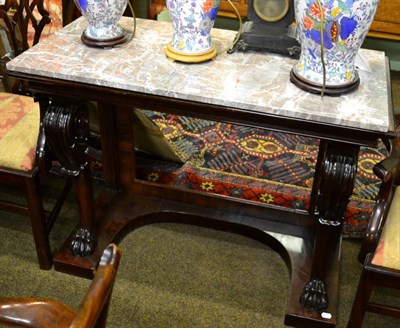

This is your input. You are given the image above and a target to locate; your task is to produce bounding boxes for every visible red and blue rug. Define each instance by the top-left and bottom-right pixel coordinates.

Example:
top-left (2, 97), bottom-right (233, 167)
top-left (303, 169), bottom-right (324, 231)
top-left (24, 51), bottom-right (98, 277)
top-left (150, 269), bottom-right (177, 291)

top-left (79, 110), bottom-right (387, 238)
top-left (132, 111), bottom-right (387, 238)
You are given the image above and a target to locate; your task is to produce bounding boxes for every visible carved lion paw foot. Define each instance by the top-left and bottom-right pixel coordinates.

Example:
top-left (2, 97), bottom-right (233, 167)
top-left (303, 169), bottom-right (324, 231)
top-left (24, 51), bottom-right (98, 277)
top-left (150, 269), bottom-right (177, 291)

top-left (71, 227), bottom-right (96, 257)
top-left (299, 278), bottom-right (328, 311)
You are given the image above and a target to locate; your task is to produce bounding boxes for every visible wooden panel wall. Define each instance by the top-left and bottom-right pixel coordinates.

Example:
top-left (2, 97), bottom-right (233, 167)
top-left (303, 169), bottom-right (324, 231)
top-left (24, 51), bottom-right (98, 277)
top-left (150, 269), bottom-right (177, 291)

top-left (148, 0), bottom-right (399, 40)
top-left (368, 0), bottom-right (400, 40)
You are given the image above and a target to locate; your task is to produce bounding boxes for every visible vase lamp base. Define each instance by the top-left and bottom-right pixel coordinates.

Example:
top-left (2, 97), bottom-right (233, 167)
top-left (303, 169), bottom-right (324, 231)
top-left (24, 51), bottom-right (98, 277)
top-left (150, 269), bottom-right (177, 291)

top-left (165, 43), bottom-right (217, 63)
top-left (81, 30), bottom-right (129, 48)
top-left (290, 69), bottom-right (360, 96)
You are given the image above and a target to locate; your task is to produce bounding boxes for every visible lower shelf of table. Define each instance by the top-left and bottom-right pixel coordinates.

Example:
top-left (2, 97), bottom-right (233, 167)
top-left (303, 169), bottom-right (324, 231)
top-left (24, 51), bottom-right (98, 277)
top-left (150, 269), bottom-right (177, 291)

top-left (54, 190), bottom-right (341, 327)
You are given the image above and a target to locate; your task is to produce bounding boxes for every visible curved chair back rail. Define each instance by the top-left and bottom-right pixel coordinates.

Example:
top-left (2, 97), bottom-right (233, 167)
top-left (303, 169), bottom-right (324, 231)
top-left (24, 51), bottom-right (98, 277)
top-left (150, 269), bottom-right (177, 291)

top-left (0, 244), bottom-right (121, 328)
top-left (0, 0), bottom-right (51, 94)
top-left (348, 134), bottom-right (400, 327)
top-left (357, 136), bottom-right (400, 263)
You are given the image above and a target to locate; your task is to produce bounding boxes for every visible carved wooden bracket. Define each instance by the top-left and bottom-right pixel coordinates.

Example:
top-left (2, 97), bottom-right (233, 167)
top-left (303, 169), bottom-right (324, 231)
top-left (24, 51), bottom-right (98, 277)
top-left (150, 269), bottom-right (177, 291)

top-left (300, 141), bottom-right (358, 312)
top-left (316, 143), bottom-right (358, 226)
top-left (43, 100), bottom-right (96, 257)
top-left (43, 100), bottom-right (90, 176)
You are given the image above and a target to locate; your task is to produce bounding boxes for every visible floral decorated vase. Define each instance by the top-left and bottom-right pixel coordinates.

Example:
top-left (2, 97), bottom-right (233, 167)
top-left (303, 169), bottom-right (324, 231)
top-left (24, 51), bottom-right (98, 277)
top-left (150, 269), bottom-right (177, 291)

top-left (165, 0), bottom-right (221, 62)
top-left (291, 0), bottom-right (380, 95)
top-left (74, 0), bottom-right (128, 47)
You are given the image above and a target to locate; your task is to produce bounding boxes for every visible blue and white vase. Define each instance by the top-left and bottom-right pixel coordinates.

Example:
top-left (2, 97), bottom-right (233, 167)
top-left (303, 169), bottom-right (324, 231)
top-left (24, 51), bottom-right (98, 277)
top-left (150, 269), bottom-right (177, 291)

top-left (74, 0), bottom-right (127, 45)
top-left (291, 0), bottom-right (379, 95)
top-left (165, 0), bottom-right (221, 62)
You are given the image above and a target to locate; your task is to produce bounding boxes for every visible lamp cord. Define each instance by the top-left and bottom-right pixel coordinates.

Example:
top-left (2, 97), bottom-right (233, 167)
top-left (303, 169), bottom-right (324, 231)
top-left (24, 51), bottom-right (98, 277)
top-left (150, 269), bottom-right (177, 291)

top-left (214, 0), bottom-right (243, 55)
top-left (110, 0), bottom-right (136, 48)
top-left (125, 0), bottom-right (137, 44)
top-left (316, 0), bottom-right (326, 97)
top-left (226, 0), bottom-right (243, 53)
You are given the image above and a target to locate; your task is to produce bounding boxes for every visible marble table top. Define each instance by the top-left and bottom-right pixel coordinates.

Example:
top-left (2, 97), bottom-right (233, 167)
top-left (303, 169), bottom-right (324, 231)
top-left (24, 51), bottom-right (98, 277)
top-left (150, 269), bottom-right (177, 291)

top-left (7, 17), bottom-right (393, 133)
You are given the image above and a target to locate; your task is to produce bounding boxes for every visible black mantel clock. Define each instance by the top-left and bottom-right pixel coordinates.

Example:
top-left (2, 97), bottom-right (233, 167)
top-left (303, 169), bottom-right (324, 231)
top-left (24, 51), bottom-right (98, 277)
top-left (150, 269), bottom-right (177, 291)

top-left (228, 0), bottom-right (300, 57)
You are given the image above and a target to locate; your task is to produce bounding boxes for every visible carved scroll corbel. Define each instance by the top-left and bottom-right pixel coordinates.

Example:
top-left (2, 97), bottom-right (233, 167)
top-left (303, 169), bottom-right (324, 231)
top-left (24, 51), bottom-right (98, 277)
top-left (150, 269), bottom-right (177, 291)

top-left (43, 101), bottom-right (90, 176)
top-left (316, 147), bottom-right (358, 226)
top-left (300, 141), bottom-right (358, 312)
top-left (43, 100), bottom-right (96, 257)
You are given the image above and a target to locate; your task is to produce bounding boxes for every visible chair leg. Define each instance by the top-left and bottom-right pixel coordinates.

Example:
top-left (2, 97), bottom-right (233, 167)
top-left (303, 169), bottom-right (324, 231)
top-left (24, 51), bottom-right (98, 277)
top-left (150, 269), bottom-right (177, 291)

top-left (24, 172), bottom-right (52, 270)
top-left (347, 268), bottom-right (373, 328)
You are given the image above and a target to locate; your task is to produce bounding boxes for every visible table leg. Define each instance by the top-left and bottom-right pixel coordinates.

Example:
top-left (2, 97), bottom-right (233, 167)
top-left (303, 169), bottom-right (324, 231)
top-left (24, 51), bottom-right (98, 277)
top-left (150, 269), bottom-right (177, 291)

top-left (97, 102), bottom-right (121, 190)
top-left (42, 100), bottom-right (96, 256)
top-left (300, 140), bottom-right (359, 311)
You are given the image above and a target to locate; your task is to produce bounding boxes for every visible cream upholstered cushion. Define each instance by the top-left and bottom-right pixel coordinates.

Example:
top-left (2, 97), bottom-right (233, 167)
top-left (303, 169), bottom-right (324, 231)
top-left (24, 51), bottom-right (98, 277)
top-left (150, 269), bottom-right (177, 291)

top-left (372, 186), bottom-right (400, 269)
top-left (0, 92), bottom-right (40, 171)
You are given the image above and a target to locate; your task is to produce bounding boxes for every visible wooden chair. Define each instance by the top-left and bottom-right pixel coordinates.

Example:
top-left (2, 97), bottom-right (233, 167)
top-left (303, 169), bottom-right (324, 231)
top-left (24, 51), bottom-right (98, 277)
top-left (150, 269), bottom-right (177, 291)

top-left (347, 135), bottom-right (400, 327)
top-left (0, 243), bottom-right (122, 328)
top-left (0, 0), bottom-right (72, 269)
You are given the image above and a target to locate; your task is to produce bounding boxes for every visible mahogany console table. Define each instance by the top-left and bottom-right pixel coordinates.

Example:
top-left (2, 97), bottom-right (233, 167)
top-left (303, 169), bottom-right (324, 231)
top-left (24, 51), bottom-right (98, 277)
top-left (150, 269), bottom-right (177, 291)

top-left (7, 17), bottom-right (395, 327)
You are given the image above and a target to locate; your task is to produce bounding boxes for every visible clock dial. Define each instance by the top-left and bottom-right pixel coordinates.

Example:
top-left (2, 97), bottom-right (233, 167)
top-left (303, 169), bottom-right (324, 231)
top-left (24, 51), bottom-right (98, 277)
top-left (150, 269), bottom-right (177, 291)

top-left (227, 0), bottom-right (300, 57)
top-left (253, 0), bottom-right (290, 22)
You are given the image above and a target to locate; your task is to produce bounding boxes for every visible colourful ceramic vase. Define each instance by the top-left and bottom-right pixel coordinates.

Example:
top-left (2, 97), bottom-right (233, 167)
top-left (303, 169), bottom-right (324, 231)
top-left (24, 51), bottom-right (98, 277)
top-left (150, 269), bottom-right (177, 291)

top-left (74, 0), bottom-right (128, 47)
top-left (291, 0), bottom-right (380, 95)
top-left (165, 0), bottom-right (221, 62)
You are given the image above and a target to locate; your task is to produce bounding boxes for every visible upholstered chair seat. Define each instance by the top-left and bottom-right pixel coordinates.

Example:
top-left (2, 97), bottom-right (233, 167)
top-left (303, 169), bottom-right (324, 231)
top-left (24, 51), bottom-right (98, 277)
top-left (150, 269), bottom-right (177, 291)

top-left (0, 92), bottom-right (40, 171)
top-left (0, 90), bottom-right (73, 270)
top-left (371, 187), bottom-right (400, 270)
top-left (0, 0), bottom-right (74, 270)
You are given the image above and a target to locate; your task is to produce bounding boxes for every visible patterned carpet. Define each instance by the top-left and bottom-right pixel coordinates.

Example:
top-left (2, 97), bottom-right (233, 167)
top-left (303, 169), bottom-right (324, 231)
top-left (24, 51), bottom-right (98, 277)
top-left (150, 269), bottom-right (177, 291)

top-left (128, 110), bottom-right (388, 237)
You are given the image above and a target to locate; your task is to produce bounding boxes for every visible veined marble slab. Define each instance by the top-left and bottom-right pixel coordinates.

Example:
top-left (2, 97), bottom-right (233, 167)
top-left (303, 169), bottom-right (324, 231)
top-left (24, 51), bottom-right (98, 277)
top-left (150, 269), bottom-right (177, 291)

top-left (7, 17), bottom-right (392, 132)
